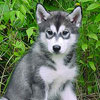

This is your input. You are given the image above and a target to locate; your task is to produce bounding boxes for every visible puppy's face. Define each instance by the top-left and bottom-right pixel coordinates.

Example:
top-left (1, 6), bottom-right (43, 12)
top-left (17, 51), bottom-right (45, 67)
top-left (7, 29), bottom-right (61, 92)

top-left (40, 24), bottom-right (77, 54)
top-left (36, 4), bottom-right (82, 54)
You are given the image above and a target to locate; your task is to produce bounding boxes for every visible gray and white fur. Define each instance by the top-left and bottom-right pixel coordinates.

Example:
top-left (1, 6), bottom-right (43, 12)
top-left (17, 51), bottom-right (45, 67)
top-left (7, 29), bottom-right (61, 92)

top-left (0, 4), bottom-right (82, 100)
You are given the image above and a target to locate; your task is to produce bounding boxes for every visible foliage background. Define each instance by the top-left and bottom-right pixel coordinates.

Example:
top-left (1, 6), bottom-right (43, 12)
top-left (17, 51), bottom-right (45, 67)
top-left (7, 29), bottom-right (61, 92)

top-left (0, 0), bottom-right (100, 99)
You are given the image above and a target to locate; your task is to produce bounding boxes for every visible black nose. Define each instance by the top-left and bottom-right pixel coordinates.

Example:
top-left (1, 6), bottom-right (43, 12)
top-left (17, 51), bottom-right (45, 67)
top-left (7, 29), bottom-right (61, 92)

top-left (53, 45), bottom-right (61, 53)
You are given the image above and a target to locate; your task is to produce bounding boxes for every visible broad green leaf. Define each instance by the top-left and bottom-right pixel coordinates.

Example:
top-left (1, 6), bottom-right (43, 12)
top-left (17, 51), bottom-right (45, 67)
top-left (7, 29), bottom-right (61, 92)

top-left (10, 11), bottom-right (15, 24)
top-left (13, 19), bottom-right (22, 27)
top-left (87, 33), bottom-right (98, 40)
top-left (3, 12), bottom-right (10, 23)
top-left (89, 61), bottom-right (96, 71)
top-left (96, 41), bottom-right (100, 48)
top-left (11, 0), bottom-right (16, 9)
top-left (95, 14), bottom-right (100, 23)
top-left (0, 25), bottom-right (6, 30)
top-left (20, 5), bottom-right (26, 15)
top-left (16, 11), bottom-right (25, 23)
top-left (87, 3), bottom-right (100, 10)
top-left (26, 27), bottom-right (33, 40)
top-left (67, 8), bottom-right (74, 11)
top-left (82, 43), bottom-right (88, 51)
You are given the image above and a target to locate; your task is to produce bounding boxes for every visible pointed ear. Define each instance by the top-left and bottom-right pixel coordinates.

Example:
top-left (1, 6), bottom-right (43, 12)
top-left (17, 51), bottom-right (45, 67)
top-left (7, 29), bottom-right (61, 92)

top-left (36, 4), bottom-right (50, 24)
top-left (68, 6), bottom-right (82, 28)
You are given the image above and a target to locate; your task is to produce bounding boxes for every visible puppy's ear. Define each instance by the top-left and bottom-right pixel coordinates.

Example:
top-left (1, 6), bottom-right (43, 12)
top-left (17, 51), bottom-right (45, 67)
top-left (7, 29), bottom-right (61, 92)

top-left (68, 6), bottom-right (82, 28)
top-left (36, 4), bottom-right (50, 24)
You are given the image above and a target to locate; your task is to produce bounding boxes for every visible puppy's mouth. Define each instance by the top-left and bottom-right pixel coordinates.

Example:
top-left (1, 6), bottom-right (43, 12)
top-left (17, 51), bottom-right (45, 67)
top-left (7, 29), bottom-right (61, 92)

top-left (53, 51), bottom-right (60, 54)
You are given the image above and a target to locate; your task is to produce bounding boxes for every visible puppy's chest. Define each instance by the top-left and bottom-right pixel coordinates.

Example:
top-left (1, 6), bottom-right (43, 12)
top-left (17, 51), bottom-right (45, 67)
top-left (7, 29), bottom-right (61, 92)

top-left (39, 56), bottom-right (76, 89)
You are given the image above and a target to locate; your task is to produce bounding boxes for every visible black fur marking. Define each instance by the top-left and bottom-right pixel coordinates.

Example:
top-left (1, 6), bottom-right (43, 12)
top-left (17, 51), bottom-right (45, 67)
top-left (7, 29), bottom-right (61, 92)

top-left (39, 42), bottom-right (56, 70)
top-left (31, 83), bottom-right (45, 100)
top-left (39, 42), bottom-right (51, 56)
top-left (64, 50), bottom-right (74, 66)
top-left (39, 11), bottom-right (79, 36)
top-left (54, 14), bottom-right (66, 32)
top-left (47, 64), bottom-right (56, 71)
top-left (60, 80), bottom-right (70, 91)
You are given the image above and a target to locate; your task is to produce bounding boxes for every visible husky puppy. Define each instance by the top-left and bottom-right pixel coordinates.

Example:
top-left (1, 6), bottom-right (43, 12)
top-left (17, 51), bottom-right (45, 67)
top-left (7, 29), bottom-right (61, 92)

top-left (1, 4), bottom-right (82, 100)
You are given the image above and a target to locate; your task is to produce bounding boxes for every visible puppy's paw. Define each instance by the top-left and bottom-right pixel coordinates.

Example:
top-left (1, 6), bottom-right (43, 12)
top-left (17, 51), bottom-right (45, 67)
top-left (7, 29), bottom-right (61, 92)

top-left (0, 97), bottom-right (8, 100)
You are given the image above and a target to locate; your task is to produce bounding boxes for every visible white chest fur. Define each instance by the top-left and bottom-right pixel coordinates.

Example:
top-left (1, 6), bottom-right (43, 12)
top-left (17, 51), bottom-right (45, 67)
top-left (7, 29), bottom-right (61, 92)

top-left (39, 54), bottom-right (77, 93)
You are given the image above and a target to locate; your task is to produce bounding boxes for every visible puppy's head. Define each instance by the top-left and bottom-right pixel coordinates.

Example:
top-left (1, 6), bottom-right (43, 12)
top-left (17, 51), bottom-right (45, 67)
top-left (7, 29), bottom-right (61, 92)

top-left (36, 4), bottom-right (82, 54)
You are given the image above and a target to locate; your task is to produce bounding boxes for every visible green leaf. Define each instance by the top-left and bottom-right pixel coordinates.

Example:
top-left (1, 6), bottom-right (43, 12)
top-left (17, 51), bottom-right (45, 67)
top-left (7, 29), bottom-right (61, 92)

top-left (10, 11), bottom-right (15, 24)
top-left (96, 41), bottom-right (100, 48)
top-left (98, 24), bottom-right (100, 31)
top-left (20, 5), bottom-right (26, 15)
top-left (22, 0), bottom-right (30, 8)
top-left (26, 27), bottom-right (33, 40)
top-left (11, 0), bottom-right (17, 9)
top-left (78, 0), bottom-right (93, 2)
top-left (16, 11), bottom-right (25, 23)
top-left (79, 60), bottom-right (84, 64)
top-left (14, 56), bottom-right (21, 62)
top-left (88, 55), bottom-right (93, 59)
top-left (0, 34), bottom-right (3, 42)
top-left (89, 61), bottom-right (96, 71)
top-left (3, 12), bottom-right (10, 23)
top-left (40, 0), bottom-right (44, 4)
top-left (87, 33), bottom-right (98, 40)
top-left (67, 8), bottom-right (74, 11)
top-left (13, 19), bottom-right (22, 27)
top-left (82, 43), bottom-right (88, 51)
top-left (88, 86), bottom-right (92, 94)
top-left (95, 14), bottom-right (100, 23)
top-left (2, 3), bottom-right (9, 12)
top-left (45, 4), bottom-right (59, 11)
top-left (0, 25), bottom-right (6, 30)
top-left (13, 41), bottom-right (25, 52)
top-left (30, 40), bottom-right (34, 44)
top-left (14, 52), bottom-right (20, 56)
top-left (0, 1), bottom-right (5, 3)
top-left (87, 3), bottom-right (100, 10)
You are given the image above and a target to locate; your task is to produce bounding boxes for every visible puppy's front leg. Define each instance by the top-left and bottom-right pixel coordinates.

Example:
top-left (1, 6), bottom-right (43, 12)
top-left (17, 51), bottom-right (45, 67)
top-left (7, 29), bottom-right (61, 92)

top-left (0, 97), bottom-right (8, 100)
top-left (61, 84), bottom-right (77, 100)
